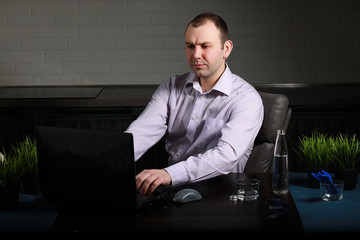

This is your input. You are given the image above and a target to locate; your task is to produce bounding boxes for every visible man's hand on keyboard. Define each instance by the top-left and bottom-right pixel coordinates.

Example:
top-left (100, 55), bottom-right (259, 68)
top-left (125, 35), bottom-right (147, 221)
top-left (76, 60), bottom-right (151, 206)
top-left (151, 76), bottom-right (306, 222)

top-left (136, 169), bottom-right (172, 195)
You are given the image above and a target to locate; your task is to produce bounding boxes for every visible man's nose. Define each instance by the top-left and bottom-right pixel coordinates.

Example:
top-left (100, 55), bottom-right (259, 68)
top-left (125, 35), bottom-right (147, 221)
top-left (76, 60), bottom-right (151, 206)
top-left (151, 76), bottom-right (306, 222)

top-left (193, 46), bottom-right (202, 59)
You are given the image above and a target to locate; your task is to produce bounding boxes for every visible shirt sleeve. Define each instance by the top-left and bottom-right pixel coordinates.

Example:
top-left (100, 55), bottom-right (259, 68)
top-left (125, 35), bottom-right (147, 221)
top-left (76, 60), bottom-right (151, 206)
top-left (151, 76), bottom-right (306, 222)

top-left (125, 81), bottom-right (170, 161)
top-left (165, 92), bottom-right (264, 186)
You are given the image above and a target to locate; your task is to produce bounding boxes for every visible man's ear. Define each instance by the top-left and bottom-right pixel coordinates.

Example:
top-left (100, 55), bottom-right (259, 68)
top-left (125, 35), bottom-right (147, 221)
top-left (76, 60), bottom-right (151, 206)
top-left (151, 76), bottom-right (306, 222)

top-left (223, 40), bottom-right (233, 59)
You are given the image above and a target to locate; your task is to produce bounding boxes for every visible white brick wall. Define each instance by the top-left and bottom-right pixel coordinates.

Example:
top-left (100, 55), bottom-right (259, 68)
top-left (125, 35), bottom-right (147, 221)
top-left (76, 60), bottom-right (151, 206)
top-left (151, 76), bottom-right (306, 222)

top-left (0, 0), bottom-right (359, 86)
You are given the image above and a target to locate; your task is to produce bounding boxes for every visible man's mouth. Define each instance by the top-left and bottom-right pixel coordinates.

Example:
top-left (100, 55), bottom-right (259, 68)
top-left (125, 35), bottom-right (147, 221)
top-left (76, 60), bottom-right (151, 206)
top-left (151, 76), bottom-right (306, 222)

top-left (192, 62), bottom-right (207, 68)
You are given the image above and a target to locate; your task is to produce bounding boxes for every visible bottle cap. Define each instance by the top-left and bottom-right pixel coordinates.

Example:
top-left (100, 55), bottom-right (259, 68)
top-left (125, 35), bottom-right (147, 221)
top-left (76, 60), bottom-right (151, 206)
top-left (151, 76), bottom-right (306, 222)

top-left (277, 129), bottom-right (286, 135)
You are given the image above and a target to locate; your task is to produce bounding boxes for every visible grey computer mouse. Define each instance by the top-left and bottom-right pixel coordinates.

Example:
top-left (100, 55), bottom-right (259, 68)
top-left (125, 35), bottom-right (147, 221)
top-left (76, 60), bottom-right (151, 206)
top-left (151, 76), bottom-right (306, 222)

top-left (172, 188), bottom-right (202, 204)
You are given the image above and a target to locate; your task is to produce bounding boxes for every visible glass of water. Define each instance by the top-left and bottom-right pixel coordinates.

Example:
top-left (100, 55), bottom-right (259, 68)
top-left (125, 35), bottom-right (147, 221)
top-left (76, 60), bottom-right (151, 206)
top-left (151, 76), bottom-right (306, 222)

top-left (320, 179), bottom-right (343, 201)
top-left (236, 178), bottom-right (259, 201)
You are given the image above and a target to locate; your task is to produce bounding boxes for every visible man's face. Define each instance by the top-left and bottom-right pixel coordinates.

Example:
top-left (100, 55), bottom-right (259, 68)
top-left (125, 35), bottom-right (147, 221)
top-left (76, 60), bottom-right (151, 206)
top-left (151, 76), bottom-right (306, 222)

top-left (185, 20), bottom-right (232, 82)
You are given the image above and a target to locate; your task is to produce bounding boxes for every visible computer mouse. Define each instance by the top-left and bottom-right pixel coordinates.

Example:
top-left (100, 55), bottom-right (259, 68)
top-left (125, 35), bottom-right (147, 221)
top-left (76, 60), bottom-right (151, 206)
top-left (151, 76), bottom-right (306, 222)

top-left (172, 188), bottom-right (202, 204)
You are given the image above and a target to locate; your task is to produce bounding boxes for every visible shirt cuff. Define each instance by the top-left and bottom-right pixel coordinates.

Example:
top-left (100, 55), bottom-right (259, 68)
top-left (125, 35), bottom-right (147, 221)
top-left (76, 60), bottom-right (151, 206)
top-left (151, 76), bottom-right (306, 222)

top-left (164, 162), bottom-right (189, 186)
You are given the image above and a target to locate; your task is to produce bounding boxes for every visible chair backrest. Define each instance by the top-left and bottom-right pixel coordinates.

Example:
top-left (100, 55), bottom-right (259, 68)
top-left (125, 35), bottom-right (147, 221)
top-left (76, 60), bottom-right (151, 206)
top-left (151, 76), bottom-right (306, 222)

top-left (244, 91), bottom-right (292, 173)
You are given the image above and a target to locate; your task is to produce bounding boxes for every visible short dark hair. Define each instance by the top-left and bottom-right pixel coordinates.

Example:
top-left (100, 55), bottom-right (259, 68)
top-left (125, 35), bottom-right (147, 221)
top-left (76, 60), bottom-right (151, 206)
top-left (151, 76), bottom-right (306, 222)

top-left (186, 12), bottom-right (229, 45)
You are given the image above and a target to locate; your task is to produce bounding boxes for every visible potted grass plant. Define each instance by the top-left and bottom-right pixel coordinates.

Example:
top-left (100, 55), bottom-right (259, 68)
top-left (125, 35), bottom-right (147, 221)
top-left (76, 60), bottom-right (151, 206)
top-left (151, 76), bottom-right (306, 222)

top-left (0, 136), bottom-right (39, 209)
top-left (295, 131), bottom-right (332, 188)
top-left (12, 136), bottom-right (39, 195)
top-left (0, 147), bottom-right (26, 210)
top-left (329, 133), bottom-right (360, 190)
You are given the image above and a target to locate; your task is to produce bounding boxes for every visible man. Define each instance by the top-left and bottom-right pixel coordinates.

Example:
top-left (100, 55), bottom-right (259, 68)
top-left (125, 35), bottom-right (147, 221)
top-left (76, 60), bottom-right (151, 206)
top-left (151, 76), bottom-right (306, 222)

top-left (126, 13), bottom-right (264, 195)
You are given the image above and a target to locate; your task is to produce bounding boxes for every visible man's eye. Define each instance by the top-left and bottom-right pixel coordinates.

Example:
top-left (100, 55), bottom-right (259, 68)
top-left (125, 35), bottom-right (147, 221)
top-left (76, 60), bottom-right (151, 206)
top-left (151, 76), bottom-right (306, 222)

top-left (186, 45), bottom-right (194, 49)
top-left (202, 45), bottom-right (209, 49)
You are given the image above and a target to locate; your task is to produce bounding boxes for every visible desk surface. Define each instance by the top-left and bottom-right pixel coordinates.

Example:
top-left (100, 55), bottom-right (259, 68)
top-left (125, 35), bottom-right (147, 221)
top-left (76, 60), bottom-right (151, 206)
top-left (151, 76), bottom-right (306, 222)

top-left (2, 172), bottom-right (360, 234)
top-left (136, 173), bottom-right (303, 233)
top-left (290, 172), bottom-right (360, 233)
top-left (0, 173), bottom-right (303, 234)
top-left (0, 174), bottom-right (303, 233)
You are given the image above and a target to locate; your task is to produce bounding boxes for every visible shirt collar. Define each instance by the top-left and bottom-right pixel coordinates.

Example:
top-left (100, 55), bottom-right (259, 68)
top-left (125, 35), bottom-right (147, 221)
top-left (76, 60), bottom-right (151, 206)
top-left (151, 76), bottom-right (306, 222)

top-left (211, 63), bottom-right (232, 96)
top-left (186, 63), bottom-right (233, 96)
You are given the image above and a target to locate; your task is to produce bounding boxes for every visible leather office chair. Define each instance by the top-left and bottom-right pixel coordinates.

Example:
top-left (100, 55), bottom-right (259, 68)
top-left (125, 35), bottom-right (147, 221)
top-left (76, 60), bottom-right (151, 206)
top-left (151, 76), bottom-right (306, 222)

top-left (244, 92), bottom-right (292, 173)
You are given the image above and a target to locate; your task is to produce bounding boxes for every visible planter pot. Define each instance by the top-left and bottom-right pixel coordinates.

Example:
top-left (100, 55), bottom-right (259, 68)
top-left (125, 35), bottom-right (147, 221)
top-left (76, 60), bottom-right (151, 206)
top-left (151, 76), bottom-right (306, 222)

top-left (0, 185), bottom-right (19, 210)
top-left (22, 173), bottom-right (41, 195)
top-left (334, 169), bottom-right (358, 190)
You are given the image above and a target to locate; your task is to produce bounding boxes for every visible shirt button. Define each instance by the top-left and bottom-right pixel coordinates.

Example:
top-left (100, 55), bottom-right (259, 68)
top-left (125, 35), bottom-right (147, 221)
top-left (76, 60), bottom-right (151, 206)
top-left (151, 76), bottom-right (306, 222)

top-left (192, 116), bottom-right (197, 120)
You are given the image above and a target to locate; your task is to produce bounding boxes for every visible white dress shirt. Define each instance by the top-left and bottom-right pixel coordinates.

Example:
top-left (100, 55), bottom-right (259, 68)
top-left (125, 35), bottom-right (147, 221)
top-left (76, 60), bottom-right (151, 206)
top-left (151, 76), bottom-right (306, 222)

top-left (125, 65), bottom-right (264, 186)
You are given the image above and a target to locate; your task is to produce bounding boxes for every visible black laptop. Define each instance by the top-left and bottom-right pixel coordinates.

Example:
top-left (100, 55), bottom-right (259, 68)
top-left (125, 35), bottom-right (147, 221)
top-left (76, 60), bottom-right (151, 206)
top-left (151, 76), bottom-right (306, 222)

top-left (36, 126), bottom-right (174, 232)
top-left (36, 126), bottom-right (139, 213)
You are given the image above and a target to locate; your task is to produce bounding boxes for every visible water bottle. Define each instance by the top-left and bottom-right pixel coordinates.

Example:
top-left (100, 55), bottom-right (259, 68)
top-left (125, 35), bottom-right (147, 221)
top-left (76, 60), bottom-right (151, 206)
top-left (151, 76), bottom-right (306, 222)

top-left (272, 129), bottom-right (289, 194)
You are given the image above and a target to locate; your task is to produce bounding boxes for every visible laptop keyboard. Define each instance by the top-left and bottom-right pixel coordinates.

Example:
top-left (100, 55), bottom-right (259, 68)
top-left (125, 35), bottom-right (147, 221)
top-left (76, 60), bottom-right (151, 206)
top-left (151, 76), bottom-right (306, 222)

top-left (136, 186), bottom-right (171, 210)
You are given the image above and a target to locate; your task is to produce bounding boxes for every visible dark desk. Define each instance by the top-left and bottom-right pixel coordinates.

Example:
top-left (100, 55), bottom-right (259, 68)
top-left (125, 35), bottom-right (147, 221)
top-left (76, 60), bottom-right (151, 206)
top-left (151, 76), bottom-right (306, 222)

top-left (0, 173), bottom-right (303, 234)
top-left (136, 173), bottom-right (302, 233)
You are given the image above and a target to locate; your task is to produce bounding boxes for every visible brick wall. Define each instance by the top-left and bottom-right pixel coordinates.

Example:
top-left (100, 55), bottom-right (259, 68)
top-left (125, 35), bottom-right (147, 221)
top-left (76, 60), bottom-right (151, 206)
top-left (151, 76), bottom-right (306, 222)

top-left (0, 0), bottom-right (359, 86)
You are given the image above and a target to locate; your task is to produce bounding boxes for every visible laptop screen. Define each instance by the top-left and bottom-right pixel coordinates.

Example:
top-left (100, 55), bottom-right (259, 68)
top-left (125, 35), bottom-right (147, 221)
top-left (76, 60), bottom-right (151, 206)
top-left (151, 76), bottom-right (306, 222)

top-left (36, 126), bottom-right (136, 212)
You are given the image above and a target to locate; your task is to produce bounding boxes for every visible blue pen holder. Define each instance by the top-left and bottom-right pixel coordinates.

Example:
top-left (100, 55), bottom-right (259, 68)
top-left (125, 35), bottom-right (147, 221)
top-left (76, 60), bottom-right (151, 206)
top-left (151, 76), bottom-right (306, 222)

top-left (311, 171), bottom-right (344, 201)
